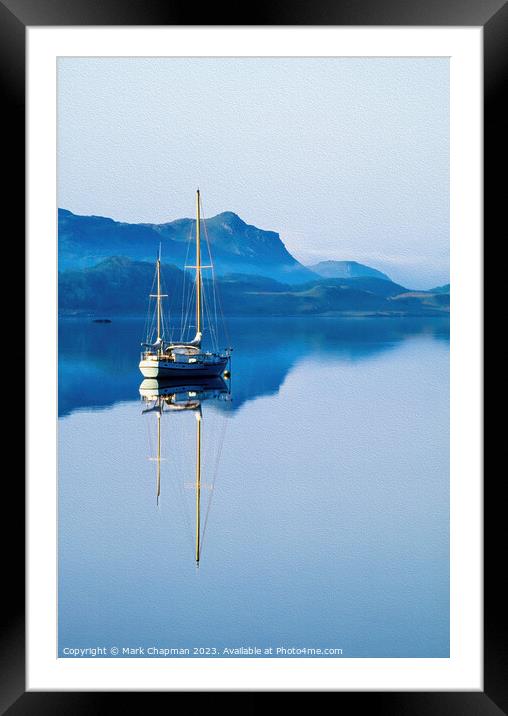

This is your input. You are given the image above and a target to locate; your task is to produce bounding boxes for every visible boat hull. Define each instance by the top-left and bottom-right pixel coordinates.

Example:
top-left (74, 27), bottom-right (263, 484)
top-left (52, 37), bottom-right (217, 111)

top-left (139, 376), bottom-right (228, 397)
top-left (139, 357), bottom-right (228, 379)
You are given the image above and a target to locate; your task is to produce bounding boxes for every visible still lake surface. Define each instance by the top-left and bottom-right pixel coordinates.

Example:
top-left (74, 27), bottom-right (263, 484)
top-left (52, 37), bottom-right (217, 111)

top-left (59, 316), bottom-right (449, 658)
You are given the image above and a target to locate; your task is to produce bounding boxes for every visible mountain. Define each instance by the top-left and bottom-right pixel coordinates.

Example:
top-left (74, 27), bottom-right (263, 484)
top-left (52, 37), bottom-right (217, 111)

top-left (308, 260), bottom-right (391, 281)
top-left (307, 276), bottom-right (408, 297)
top-left (430, 283), bottom-right (450, 294)
top-left (59, 208), bottom-right (317, 284)
top-left (59, 257), bottom-right (449, 318)
top-left (58, 256), bottom-right (184, 313)
top-left (387, 291), bottom-right (450, 312)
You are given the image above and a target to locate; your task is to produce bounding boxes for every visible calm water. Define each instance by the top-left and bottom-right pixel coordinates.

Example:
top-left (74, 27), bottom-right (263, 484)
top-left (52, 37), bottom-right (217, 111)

top-left (58, 317), bottom-right (449, 658)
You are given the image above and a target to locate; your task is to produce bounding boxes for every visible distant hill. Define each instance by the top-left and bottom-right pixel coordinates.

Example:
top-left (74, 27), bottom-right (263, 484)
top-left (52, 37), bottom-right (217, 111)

top-left (305, 276), bottom-right (408, 297)
top-left (58, 256), bottom-right (185, 314)
top-left (59, 257), bottom-right (449, 318)
top-left (308, 260), bottom-right (390, 281)
top-left (59, 208), bottom-right (317, 284)
top-left (388, 291), bottom-right (450, 311)
top-left (430, 283), bottom-right (450, 294)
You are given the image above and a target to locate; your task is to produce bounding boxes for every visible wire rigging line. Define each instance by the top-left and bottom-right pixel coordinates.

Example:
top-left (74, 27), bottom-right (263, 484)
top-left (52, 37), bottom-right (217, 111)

top-left (202, 280), bottom-right (219, 353)
top-left (180, 223), bottom-right (194, 342)
top-left (200, 196), bottom-right (230, 349)
top-left (199, 200), bottom-right (219, 344)
top-left (159, 265), bottom-right (173, 343)
top-left (200, 408), bottom-right (229, 557)
top-left (142, 266), bottom-right (158, 345)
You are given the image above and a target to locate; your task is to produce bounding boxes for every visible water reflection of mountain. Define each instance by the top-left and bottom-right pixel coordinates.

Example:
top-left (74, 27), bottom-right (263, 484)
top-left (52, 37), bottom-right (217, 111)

top-left (59, 316), bottom-right (449, 417)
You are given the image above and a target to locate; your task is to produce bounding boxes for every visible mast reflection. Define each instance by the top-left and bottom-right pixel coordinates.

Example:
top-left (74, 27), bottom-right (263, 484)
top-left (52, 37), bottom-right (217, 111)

top-left (140, 377), bottom-right (231, 565)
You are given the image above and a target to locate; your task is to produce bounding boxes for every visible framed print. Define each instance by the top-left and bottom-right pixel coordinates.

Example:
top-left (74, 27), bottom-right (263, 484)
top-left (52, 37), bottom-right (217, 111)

top-left (2, 0), bottom-right (498, 709)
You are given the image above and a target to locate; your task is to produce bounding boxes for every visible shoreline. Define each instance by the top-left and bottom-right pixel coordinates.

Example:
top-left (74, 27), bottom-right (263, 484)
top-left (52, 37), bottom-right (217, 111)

top-left (58, 311), bottom-right (450, 321)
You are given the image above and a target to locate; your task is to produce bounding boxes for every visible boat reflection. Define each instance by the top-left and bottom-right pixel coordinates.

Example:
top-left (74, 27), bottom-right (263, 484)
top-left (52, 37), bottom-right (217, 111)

top-left (140, 377), bottom-right (231, 565)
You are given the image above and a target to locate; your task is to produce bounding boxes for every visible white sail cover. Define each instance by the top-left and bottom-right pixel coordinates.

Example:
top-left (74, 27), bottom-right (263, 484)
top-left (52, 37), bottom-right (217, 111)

top-left (163, 331), bottom-right (203, 355)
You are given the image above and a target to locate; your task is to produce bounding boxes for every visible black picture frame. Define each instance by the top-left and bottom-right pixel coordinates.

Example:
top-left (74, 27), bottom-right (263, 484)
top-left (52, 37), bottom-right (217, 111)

top-left (3, 0), bottom-right (496, 710)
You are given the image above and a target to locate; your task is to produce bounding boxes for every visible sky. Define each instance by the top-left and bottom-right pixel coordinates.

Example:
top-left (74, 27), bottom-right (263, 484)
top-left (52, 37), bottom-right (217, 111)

top-left (58, 57), bottom-right (449, 289)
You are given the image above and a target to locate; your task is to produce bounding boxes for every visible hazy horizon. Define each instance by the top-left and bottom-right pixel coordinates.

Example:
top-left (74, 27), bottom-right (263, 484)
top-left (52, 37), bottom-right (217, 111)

top-left (58, 57), bottom-right (449, 289)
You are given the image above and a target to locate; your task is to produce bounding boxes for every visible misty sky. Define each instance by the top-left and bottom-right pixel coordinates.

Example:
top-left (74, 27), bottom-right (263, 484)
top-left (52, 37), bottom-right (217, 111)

top-left (58, 57), bottom-right (449, 288)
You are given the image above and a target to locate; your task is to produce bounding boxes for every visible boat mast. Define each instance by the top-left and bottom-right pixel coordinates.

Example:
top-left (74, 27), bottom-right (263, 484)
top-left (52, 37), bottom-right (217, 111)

top-left (156, 245), bottom-right (162, 350)
top-left (156, 404), bottom-right (161, 504)
top-left (196, 189), bottom-right (201, 335)
top-left (150, 244), bottom-right (168, 356)
top-left (195, 408), bottom-right (202, 564)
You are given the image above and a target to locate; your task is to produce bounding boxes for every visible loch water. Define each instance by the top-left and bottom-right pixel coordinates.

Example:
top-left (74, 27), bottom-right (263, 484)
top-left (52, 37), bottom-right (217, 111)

top-left (58, 316), bottom-right (449, 658)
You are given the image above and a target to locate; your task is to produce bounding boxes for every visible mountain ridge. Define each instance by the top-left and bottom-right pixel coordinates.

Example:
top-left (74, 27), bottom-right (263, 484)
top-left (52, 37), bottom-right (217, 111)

top-left (59, 256), bottom-right (449, 318)
top-left (59, 208), bottom-right (447, 293)
top-left (59, 208), bottom-right (317, 284)
top-left (308, 260), bottom-right (391, 281)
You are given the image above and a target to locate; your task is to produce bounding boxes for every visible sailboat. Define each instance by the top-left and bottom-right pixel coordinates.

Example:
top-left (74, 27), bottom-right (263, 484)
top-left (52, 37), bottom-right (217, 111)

top-left (140, 376), bottom-right (230, 564)
top-left (139, 189), bottom-right (231, 379)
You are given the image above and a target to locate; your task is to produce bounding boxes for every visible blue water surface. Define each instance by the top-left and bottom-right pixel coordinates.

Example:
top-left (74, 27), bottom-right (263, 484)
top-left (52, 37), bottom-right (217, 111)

top-left (58, 317), bottom-right (449, 658)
